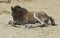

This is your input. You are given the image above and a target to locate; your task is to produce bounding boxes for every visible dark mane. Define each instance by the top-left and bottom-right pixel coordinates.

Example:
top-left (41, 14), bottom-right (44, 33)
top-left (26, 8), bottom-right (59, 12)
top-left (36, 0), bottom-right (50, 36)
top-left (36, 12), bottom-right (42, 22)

top-left (14, 5), bottom-right (21, 8)
top-left (13, 6), bottom-right (21, 11)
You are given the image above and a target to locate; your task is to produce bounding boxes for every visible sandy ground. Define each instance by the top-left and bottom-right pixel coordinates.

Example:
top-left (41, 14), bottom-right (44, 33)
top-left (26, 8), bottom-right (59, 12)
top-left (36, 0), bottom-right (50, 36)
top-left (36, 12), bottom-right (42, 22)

top-left (0, 0), bottom-right (60, 38)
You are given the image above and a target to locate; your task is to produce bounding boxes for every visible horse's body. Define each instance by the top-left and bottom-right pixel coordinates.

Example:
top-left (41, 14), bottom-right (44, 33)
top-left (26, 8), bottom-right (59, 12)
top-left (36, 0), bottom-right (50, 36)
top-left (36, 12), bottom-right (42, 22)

top-left (9, 5), bottom-right (56, 28)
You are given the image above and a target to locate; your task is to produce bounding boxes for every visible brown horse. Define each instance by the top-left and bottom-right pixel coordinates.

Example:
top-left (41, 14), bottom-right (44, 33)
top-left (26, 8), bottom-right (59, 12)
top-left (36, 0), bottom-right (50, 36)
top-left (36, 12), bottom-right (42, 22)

top-left (9, 5), bottom-right (56, 28)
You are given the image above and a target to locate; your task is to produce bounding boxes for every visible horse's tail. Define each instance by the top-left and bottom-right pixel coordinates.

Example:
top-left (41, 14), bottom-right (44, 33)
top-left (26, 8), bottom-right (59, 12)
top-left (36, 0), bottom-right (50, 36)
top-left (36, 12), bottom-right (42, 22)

top-left (49, 16), bottom-right (57, 26)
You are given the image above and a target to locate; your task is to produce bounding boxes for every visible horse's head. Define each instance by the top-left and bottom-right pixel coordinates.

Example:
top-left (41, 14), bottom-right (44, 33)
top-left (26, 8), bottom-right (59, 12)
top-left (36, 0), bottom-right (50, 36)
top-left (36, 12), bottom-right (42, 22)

top-left (11, 5), bottom-right (28, 25)
top-left (11, 5), bottom-right (28, 16)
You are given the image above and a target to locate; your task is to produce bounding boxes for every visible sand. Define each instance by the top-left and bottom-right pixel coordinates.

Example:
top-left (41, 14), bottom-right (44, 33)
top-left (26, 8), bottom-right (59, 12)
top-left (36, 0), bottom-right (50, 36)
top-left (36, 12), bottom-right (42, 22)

top-left (0, 0), bottom-right (60, 38)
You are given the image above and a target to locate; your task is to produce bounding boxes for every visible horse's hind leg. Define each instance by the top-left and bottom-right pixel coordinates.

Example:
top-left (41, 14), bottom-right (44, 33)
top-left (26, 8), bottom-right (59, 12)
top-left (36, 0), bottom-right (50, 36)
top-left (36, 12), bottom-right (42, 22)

top-left (34, 13), bottom-right (47, 27)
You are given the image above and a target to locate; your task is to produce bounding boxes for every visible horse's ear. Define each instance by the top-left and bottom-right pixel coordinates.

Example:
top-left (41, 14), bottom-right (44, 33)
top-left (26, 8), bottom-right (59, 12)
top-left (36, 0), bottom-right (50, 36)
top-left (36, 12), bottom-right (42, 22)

top-left (11, 6), bottom-right (14, 11)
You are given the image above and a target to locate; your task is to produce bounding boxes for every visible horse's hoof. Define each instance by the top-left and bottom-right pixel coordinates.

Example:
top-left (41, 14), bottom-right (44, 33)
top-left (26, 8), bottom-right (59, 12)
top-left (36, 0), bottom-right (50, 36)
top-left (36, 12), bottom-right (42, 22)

top-left (25, 25), bottom-right (32, 28)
